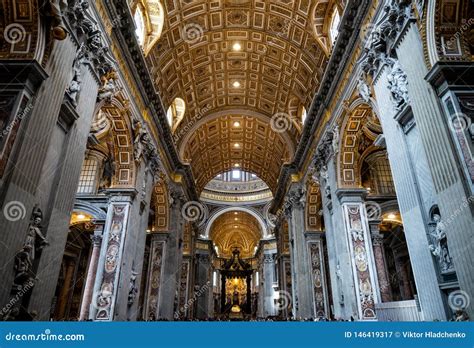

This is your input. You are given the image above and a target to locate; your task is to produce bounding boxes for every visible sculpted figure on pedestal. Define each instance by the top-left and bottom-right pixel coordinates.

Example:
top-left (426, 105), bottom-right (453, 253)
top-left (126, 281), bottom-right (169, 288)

top-left (429, 214), bottom-right (454, 273)
top-left (387, 59), bottom-right (410, 111)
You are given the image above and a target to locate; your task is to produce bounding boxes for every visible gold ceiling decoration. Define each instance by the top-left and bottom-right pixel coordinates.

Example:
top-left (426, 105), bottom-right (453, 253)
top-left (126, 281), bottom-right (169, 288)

top-left (145, 1), bottom-right (330, 189)
top-left (148, 0), bottom-right (328, 125)
top-left (181, 114), bottom-right (292, 192)
top-left (210, 211), bottom-right (261, 258)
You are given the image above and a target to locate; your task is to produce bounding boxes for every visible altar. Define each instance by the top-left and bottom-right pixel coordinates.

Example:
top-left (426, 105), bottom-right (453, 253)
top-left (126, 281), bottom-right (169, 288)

top-left (219, 249), bottom-right (253, 317)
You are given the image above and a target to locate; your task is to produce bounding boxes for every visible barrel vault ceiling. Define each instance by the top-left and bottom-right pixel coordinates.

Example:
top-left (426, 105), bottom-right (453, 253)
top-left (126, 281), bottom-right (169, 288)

top-left (210, 211), bottom-right (262, 258)
top-left (145, 0), bottom-right (332, 192)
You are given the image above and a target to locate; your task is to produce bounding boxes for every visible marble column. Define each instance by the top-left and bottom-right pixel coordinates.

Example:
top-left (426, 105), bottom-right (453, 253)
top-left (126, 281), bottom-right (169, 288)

top-left (336, 189), bottom-right (379, 320)
top-left (143, 234), bottom-right (166, 320)
top-left (115, 167), bottom-right (155, 321)
top-left (370, 61), bottom-right (447, 320)
top-left (306, 233), bottom-right (330, 318)
top-left (395, 21), bottom-right (473, 318)
top-left (157, 186), bottom-right (185, 320)
top-left (90, 195), bottom-right (132, 321)
top-left (283, 183), bottom-right (313, 319)
top-left (79, 232), bottom-right (103, 321)
top-left (393, 251), bottom-right (413, 300)
top-left (262, 252), bottom-right (276, 317)
top-left (369, 221), bottom-right (392, 303)
top-left (175, 257), bottom-right (192, 319)
top-left (0, 38), bottom-right (100, 319)
top-left (194, 252), bottom-right (211, 320)
top-left (56, 259), bottom-right (76, 320)
top-left (277, 255), bottom-right (293, 319)
top-left (316, 152), bottom-right (359, 320)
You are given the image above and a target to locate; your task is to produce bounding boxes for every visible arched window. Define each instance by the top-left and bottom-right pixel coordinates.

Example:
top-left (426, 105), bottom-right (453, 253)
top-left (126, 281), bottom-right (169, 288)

top-left (166, 97), bottom-right (186, 132)
top-left (329, 8), bottom-right (341, 46)
top-left (300, 106), bottom-right (307, 125)
top-left (134, 6), bottom-right (146, 46)
top-left (361, 152), bottom-right (395, 195)
top-left (77, 155), bottom-right (101, 194)
top-left (132, 1), bottom-right (165, 55)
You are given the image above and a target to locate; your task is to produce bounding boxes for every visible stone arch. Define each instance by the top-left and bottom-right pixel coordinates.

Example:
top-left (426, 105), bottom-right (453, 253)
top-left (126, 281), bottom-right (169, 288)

top-left (131, 0), bottom-right (165, 56)
top-left (310, 0), bottom-right (344, 55)
top-left (204, 206), bottom-right (268, 240)
top-left (425, 0), bottom-right (473, 66)
top-left (337, 102), bottom-right (383, 188)
top-left (89, 96), bottom-right (137, 189)
top-left (73, 201), bottom-right (107, 221)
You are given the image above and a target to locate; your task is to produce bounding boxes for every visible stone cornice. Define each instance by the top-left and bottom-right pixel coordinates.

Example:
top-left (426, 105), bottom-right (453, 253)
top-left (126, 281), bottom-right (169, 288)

top-left (103, 0), bottom-right (198, 201)
top-left (270, 0), bottom-right (371, 213)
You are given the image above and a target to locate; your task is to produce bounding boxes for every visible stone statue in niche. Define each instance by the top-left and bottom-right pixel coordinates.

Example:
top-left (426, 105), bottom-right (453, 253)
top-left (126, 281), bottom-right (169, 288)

top-left (48, 0), bottom-right (69, 40)
top-left (429, 214), bottom-right (454, 273)
top-left (99, 149), bottom-right (115, 191)
top-left (14, 206), bottom-right (48, 285)
top-left (67, 44), bottom-right (88, 106)
top-left (22, 206), bottom-right (48, 267)
top-left (128, 270), bottom-right (139, 306)
top-left (387, 59), bottom-right (410, 111)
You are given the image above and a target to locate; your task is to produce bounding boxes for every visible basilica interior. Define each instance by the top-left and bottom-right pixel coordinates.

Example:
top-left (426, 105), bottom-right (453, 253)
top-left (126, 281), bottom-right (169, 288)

top-left (0, 0), bottom-right (473, 322)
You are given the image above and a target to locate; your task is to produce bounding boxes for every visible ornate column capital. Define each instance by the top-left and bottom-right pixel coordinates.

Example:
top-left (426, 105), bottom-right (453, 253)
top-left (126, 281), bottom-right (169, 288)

top-left (283, 183), bottom-right (306, 217)
top-left (263, 253), bottom-right (275, 264)
top-left (359, 0), bottom-right (412, 79)
top-left (312, 131), bottom-right (334, 173)
top-left (91, 234), bottom-right (103, 246)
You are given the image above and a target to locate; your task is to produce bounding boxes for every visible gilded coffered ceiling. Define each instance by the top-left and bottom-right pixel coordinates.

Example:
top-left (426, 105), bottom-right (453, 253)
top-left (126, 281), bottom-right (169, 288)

top-left (210, 211), bottom-right (261, 258)
top-left (144, 0), bottom-right (334, 190)
top-left (181, 114), bottom-right (292, 192)
top-left (148, 0), bottom-right (328, 123)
